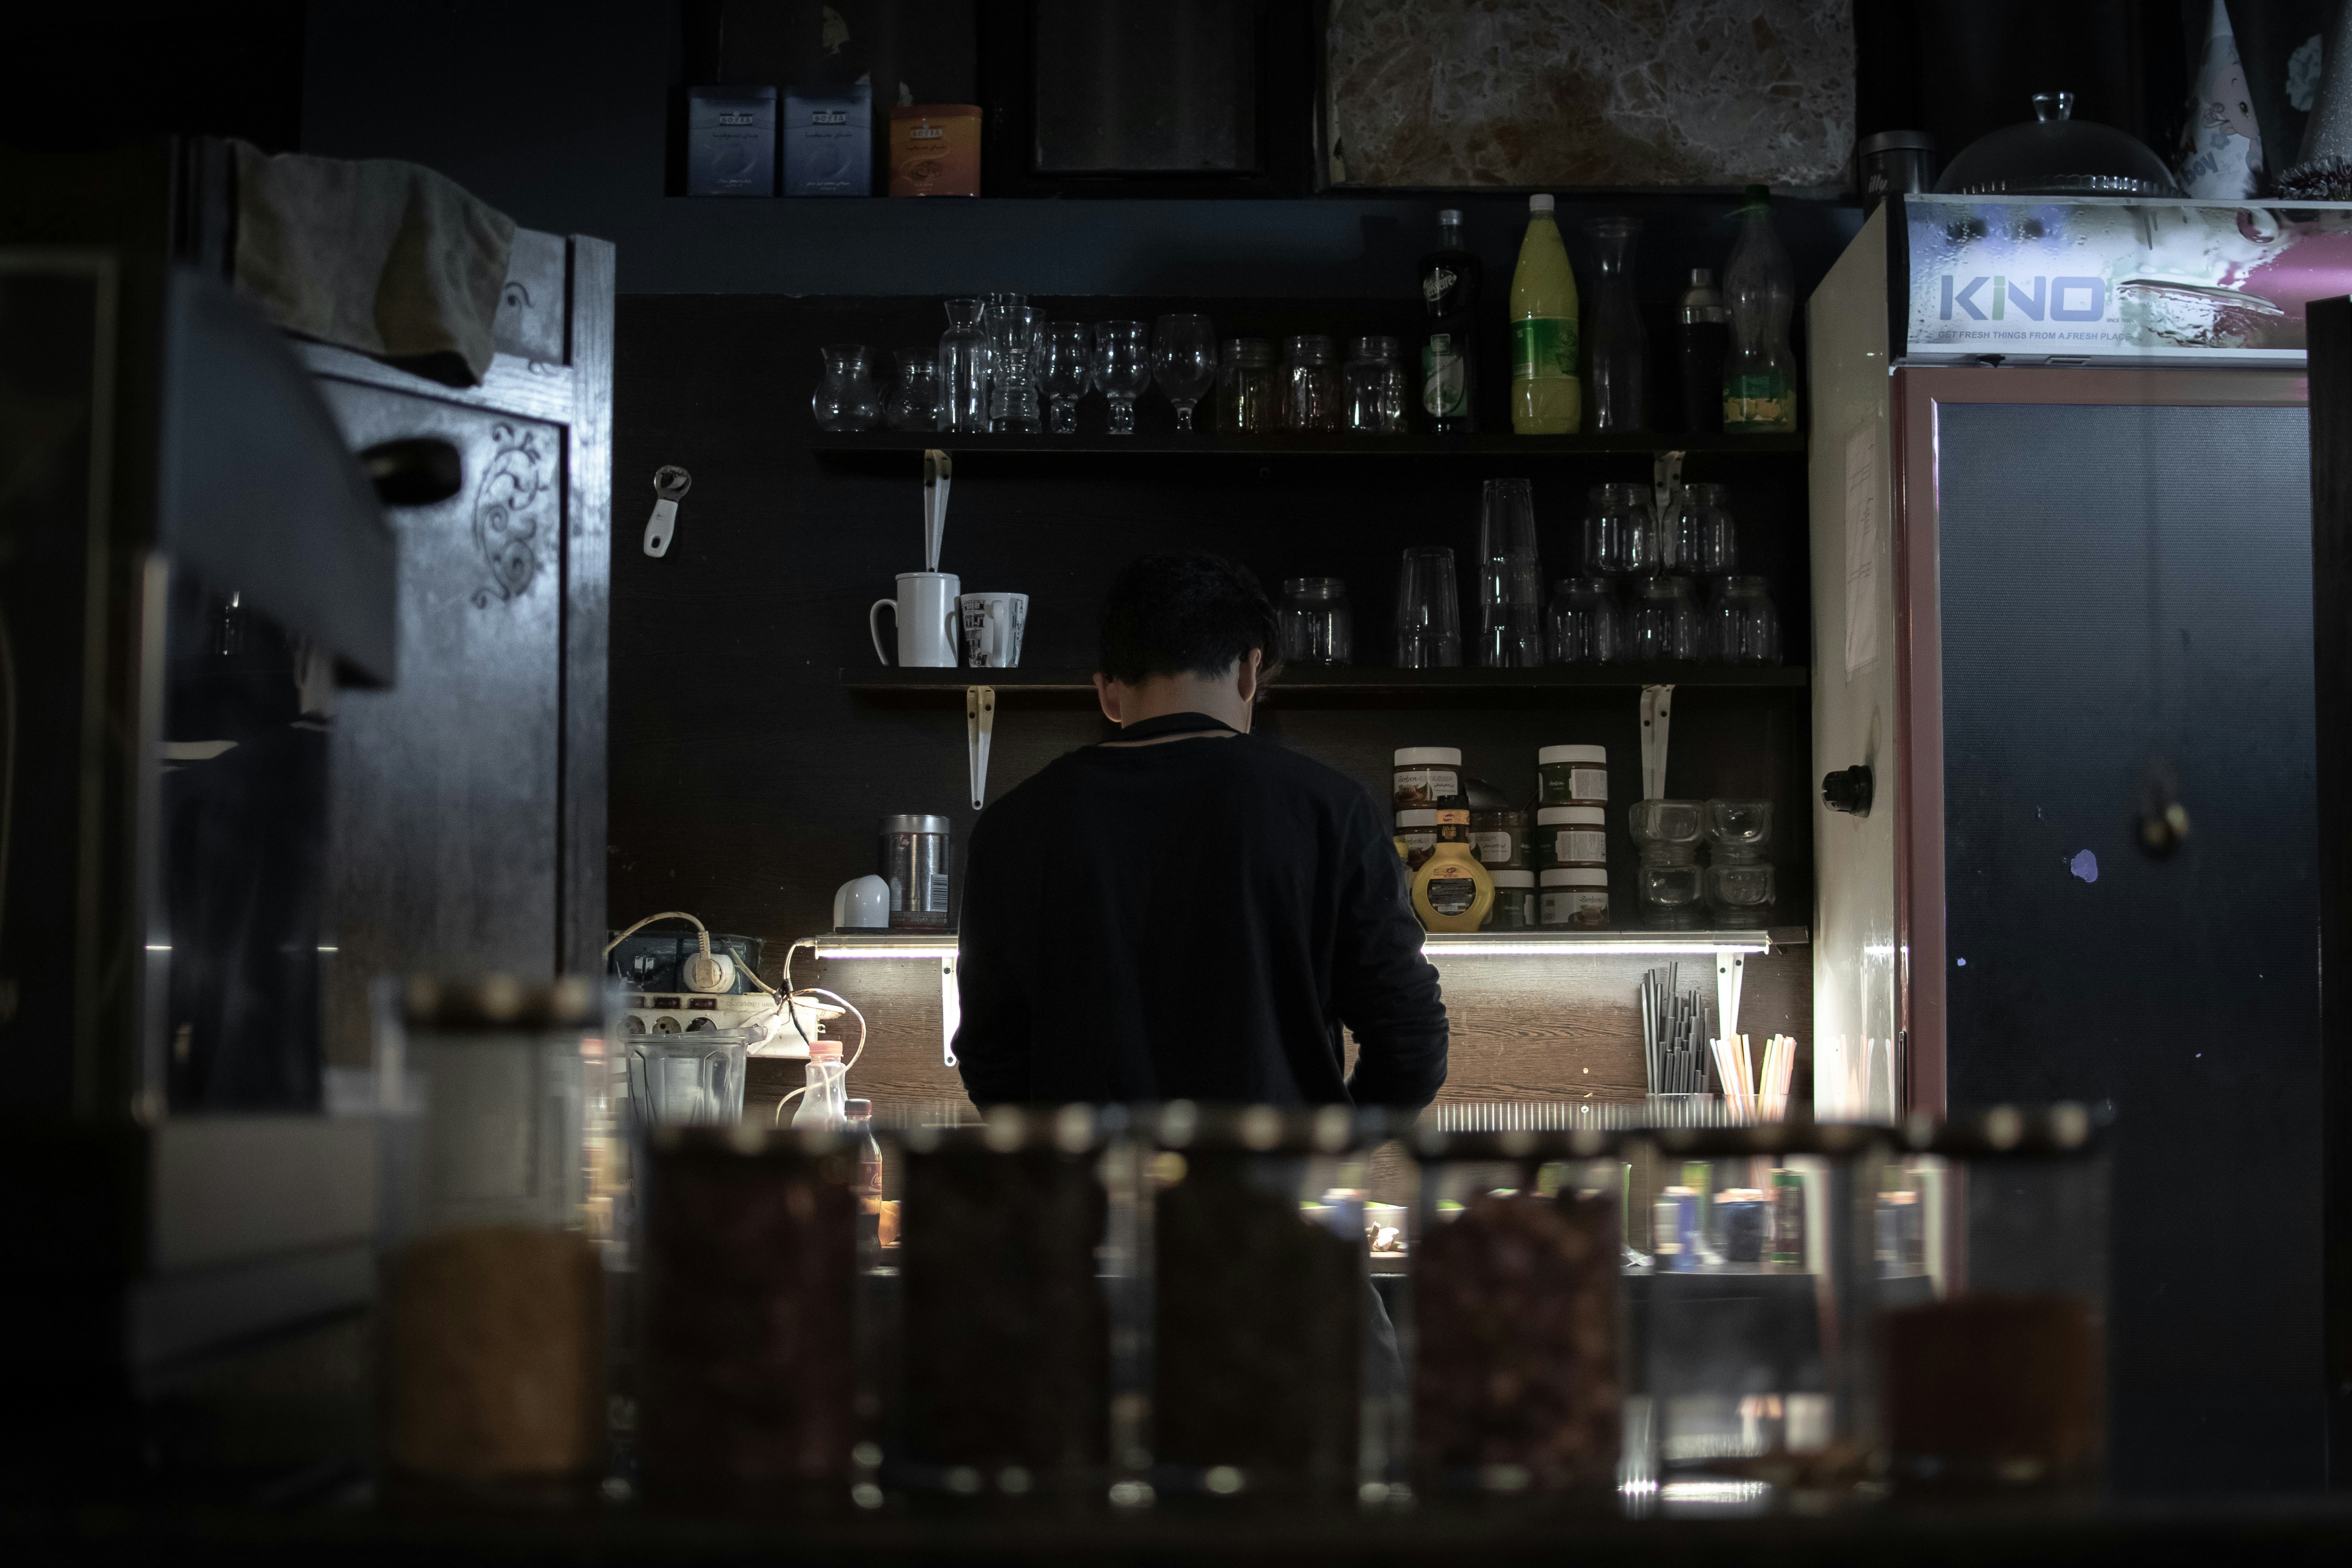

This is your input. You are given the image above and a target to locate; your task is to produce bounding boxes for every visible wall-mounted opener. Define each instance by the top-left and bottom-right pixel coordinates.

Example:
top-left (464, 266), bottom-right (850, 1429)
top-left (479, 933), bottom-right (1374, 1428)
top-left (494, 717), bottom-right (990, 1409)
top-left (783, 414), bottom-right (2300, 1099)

top-left (643, 465), bottom-right (691, 557)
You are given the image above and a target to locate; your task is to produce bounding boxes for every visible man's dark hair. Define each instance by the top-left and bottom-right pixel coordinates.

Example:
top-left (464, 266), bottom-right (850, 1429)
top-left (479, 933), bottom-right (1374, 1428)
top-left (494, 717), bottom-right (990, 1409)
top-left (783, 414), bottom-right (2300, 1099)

top-left (1096, 552), bottom-right (1281, 684)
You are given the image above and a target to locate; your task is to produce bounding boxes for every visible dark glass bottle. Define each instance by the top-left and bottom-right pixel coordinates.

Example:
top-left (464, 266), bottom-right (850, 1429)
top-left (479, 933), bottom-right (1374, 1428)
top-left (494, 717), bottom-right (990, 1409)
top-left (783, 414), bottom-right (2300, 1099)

top-left (1418, 208), bottom-right (1482, 434)
top-left (1676, 267), bottom-right (1730, 434)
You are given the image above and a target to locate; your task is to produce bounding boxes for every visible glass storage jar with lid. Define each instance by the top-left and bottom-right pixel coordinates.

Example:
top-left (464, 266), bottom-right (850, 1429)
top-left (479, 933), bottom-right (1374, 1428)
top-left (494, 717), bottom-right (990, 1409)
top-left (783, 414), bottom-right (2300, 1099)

top-left (1279, 334), bottom-right (1342, 432)
top-left (383, 976), bottom-right (606, 1499)
top-left (1220, 337), bottom-right (1278, 433)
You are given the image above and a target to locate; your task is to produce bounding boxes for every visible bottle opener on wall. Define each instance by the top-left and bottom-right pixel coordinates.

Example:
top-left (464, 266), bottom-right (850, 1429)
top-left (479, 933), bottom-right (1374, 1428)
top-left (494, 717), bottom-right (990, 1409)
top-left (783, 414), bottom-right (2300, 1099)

top-left (643, 465), bottom-right (692, 557)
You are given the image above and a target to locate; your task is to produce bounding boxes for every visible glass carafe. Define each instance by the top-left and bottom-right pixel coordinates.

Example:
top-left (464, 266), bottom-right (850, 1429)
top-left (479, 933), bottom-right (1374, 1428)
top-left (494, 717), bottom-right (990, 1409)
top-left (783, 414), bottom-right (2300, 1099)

top-left (938, 298), bottom-right (993, 434)
top-left (1585, 216), bottom-right (1647, 432)
top-left (885, 348), bottom-right (941, 432)
top-left (811, 345), bottom-right (883, 432)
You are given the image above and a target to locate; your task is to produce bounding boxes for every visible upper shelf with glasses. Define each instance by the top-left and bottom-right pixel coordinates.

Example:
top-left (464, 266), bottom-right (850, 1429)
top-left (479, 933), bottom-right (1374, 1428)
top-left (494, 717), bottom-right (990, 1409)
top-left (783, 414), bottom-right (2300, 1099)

top-left (847, 664), bottom-right (1808, 708)
top-left (814, 431), bottom-right (1809, 466)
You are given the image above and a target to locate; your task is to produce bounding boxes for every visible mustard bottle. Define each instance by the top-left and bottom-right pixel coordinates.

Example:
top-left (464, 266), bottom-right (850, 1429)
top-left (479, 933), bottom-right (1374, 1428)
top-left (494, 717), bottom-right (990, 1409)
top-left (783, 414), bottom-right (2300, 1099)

top-left (1412, 839), bottom-right (1495, 932)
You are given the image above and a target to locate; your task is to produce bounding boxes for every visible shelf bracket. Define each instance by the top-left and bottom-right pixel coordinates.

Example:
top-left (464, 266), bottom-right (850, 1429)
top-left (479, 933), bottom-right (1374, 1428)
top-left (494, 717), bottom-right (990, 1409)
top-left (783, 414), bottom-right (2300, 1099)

top-left (941, 955), bottom-right (960, 1068)
top-left (967, 684), bottom-right (996, 808)
top-left (1640, 684), bottom-right (1674, 801)
top-left (1716, 950), bottom-right (1745, 1042)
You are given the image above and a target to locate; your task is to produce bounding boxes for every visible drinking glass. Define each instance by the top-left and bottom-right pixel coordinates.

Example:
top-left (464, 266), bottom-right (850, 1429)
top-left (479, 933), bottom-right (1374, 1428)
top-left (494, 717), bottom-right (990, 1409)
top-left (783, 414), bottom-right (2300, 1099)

top-left (938, 298), bottom-right (993, 434)
top-left (1279, 577), bottom-right (1353, 666)
top-left (1548, 577), bottom-right (1619, 663)
top-left (1151, 314), bottom-right (1218, 431)
top-left (810, 345), bottom-right (883, 431)
top-left (1342, 335), bottom-right (1410, 434)
top-left (1710, 575), bottom-right (1781, 664)
top-left (1038, 321), bottom-right (1092, 435)
top-left (1667, 482), bottom-right (1738, 575)
top-left (1219, 337), bottom-right (1278, 433)
top-left (1581, 482), bottom-right (1658, 577)
top-left (1586, 216), bottom-right (1647, 433)
top-left (1629, 577), bottom-right (1705, 661)
top-left (1092, 321), bottom-right (1151, 435)
top-left (1279, 334), bottom-right (1342, 432)
top-left (885, 347), bottom-right (941, 431)
top-left (1394, 547), bottom-right (1462, 668)
top-left (1475, 477), bottom-right (1544, 668)
top-left (987, 303), bottom-right (1042, 433)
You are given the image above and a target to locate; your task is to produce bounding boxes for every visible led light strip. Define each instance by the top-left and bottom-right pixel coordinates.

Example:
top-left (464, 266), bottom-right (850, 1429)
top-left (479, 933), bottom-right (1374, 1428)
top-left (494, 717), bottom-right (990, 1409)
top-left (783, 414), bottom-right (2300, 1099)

top-left (809, 937), bottom-right (1771, 960)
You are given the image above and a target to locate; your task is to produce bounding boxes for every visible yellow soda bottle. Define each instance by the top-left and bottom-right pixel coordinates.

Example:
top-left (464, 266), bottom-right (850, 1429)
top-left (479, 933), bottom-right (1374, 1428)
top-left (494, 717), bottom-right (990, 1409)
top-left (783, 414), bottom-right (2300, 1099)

top-left (1510, 193), bottom-right (1581, 434)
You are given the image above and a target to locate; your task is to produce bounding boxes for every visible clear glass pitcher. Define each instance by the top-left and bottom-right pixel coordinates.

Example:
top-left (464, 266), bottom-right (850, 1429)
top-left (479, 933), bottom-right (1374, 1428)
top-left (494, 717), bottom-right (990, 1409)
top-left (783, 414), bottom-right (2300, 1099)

top-left (810, 344), bottom-right (883, 432)
top-left (938, 298), bottom-right (994, 434)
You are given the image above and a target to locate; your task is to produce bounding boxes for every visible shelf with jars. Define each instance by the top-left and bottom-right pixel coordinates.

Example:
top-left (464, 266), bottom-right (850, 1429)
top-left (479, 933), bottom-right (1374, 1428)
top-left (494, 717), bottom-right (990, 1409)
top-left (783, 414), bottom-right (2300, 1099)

top-left (844, 663), bottom-right (1808, 709)
top-left (814, 430), bottom-right (1806, 467)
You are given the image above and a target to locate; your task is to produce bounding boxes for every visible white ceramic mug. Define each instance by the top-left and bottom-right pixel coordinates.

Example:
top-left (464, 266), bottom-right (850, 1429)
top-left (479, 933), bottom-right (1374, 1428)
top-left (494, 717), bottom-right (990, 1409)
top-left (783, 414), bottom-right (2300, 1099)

top-left (958, 591), bottom-right (1030, 668)
top-left (870, 571), bottom-right (961, 667)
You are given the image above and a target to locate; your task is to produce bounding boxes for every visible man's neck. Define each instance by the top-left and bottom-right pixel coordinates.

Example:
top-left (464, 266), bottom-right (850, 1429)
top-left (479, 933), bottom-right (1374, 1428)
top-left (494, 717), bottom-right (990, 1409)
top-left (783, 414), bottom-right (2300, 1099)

top-left (1093, 654), bottom-right (1261, 738)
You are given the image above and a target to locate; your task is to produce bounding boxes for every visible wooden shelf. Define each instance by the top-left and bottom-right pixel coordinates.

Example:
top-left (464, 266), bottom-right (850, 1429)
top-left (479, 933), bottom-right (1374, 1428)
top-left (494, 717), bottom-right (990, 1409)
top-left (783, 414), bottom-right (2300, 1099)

top-left (847, 664), bottom-right (1809, 709)
top-left (816, 431), bottom-right (1807, 465)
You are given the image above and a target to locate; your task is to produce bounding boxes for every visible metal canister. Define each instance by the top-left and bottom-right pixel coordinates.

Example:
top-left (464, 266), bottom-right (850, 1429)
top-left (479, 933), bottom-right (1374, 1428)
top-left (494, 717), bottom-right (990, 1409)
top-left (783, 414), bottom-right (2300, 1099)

top-left (1654, 1185), bottom-right (1699, 1272)
top-left (880, 813), bottom-right (951, 930)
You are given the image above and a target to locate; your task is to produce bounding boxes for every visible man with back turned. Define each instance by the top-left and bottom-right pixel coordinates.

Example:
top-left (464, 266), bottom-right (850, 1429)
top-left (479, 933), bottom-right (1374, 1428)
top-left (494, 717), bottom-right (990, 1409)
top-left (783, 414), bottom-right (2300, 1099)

top-left (951, 552), bottom-right (1448, 1110)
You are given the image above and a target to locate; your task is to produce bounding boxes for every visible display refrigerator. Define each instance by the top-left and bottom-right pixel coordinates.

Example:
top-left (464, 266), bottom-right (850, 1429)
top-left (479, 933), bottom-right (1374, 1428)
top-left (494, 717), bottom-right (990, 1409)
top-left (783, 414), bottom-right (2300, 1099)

top-left (1808, 194), bottom-right (2350, 1490)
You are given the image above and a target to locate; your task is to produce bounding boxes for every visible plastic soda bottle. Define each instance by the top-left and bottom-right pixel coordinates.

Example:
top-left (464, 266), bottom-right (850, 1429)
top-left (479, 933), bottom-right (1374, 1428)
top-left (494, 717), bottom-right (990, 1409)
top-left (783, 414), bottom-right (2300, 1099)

top-left (1510, 193), bottom-right (1581, 434)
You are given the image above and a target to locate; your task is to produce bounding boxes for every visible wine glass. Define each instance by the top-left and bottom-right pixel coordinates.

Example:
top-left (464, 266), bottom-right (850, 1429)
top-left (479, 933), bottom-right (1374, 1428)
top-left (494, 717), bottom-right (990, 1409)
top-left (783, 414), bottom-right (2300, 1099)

top-left (1150, 314), bottom-right (1217, 432)
top-left (1038, 321), bottom-right (1092, 435)
top-left (1092, 321), bottom-right (1151, 435)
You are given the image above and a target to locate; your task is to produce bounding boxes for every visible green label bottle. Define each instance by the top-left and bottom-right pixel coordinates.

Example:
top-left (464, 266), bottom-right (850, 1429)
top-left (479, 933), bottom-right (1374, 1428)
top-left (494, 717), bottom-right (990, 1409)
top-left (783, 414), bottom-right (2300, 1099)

top-left (1509, 193), bottom-right (1581, 434)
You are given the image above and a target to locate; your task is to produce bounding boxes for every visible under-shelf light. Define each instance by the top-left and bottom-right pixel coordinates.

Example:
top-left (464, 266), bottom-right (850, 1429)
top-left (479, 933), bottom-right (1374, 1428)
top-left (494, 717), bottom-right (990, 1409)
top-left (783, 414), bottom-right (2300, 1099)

top-left (807, 936), bottom-right (1773, 960)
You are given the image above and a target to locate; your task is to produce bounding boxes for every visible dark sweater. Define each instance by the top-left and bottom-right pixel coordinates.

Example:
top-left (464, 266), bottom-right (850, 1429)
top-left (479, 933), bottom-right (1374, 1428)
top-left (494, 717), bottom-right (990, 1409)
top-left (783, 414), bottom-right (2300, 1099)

top-left (951, 712), bottom-right (1448, 1109)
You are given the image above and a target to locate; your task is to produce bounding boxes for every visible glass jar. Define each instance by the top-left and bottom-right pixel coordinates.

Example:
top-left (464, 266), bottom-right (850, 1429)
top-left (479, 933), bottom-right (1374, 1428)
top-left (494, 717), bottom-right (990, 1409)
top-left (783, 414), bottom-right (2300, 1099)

top-left (1279, 334), bottom-right (1342, 432)
top-left (1540, 866), bottom-right (1610, 928)
top-left (1705, 860), bottom-right (1776, 920)
top-left (1581, 483), bottom-right (1658, 577)
top-left (1536, 745), bottom-right (1607, 806)
top-left (1410, 1137), bottom-right (1625, 1496)
top-left (1704, 798), bottom-right (1773, 861)
top-left (1548, 577), bottom-right (1619, 664)
top-left (938, 298), bottom-right (994, 433)
top-left (1279, 577), bottom-right (1354, 666)
top-left (1533, 804), bottom-right (1606, 873)
top-left (1342, 335), bottom-right (1410, 434)
top-left (1628, 799), bottom-right (1705, 860)
top-left (1219, 337), bottom-right (1278, 433)
top-left (1667, 482), bottom-right (1738, 575)
top-left (1630, 577), bottom-right (1705, 662)
top-left (885, 347), bottom-right (942, 431)
top-left (811, 344), bottom-right (883, 432)
top-left (637, 1127), bottom-right (863, 1511)
top-left (1485, 869), bottom-right (1538, 929)
top-left (1711, 576), bottom-right (1781, 664)
top-left (1636, 859), bottom-right (1705, 921)
top-left (383, 976), bottom-right (604, 1498)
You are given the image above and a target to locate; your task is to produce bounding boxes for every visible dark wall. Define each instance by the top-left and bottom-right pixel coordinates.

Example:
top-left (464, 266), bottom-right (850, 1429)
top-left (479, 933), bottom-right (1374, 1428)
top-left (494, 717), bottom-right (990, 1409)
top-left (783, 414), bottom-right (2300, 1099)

top-left (0, 2), bottom-right (307, 152)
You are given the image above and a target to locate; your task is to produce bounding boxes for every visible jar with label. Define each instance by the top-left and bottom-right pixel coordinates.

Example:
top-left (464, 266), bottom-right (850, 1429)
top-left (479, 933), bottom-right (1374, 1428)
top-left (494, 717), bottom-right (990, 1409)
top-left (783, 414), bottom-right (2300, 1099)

top-left (1536, 745), bottom-right (1607, 805)
top-left (1413, 841), bottom-right (1495, 932)
top-left (1486, 869), bottom-right (1537, 929)
top-left (1469, 804), bottom-right (1527, 870)
top-left (1534, 804), bottom-right (1606, 873)
top-left (1394, 747), bottom-right (1465, 811)
top-left (1396, 806), bottom-right (1469, 871)
top-left (1539, 867), bottom-right (1609, 929)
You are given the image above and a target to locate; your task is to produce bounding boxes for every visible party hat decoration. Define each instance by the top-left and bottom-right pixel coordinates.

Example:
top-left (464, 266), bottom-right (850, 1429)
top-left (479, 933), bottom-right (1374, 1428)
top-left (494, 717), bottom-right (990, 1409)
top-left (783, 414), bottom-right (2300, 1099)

top-left (2282, 6), bottom-right (2352, 199)
top-left (2177, 0), bottom-right (2263, 198)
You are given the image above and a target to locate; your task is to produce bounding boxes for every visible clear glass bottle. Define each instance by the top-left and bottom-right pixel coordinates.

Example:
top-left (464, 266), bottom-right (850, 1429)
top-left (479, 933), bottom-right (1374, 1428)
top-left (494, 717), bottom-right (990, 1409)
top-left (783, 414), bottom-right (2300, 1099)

top-left (1342, 335), bottom-right (1410, 434)
top-left (1418, 207), bottom-right (1481, 434)
top-left (1280, 334), bottom-right (1342, 432)
top-left (938, 298), bottom-right (993, 434)
top-left (1722, 188), bottom-right (1798, 435)
top-left (811, 345), bottom-right (883, 432)
top-left (1676, 269), bottom-right (1730, 434)
top-left (1585, 216), bottom-right (1646, 433)
top-left (1219, 337), bottom-right (1277, 433)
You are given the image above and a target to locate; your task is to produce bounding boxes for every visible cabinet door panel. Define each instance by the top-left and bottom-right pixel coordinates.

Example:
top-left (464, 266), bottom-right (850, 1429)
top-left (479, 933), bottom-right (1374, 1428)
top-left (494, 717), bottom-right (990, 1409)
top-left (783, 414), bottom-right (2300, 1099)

top-left (315, 380), bottom-right (566, 1061)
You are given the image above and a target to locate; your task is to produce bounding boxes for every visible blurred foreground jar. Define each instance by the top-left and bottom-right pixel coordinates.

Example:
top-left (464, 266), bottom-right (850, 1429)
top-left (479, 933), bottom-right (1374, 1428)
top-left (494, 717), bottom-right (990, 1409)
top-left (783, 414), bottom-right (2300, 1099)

top-left (1409, 1132), bottom-right (1623, 1496)
top-left (381, 976), bottom-right (606, 1501)
top-left (638, 1127), bottom-right (864, 1513)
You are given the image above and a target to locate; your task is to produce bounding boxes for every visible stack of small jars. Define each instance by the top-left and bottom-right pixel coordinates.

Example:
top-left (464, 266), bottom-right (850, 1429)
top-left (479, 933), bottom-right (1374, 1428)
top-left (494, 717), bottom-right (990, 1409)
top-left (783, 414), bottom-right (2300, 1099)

top-left (1551, 484), bottom-right (1779, 665)
top-left (1628, 798), bottom-right (1773, 925)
